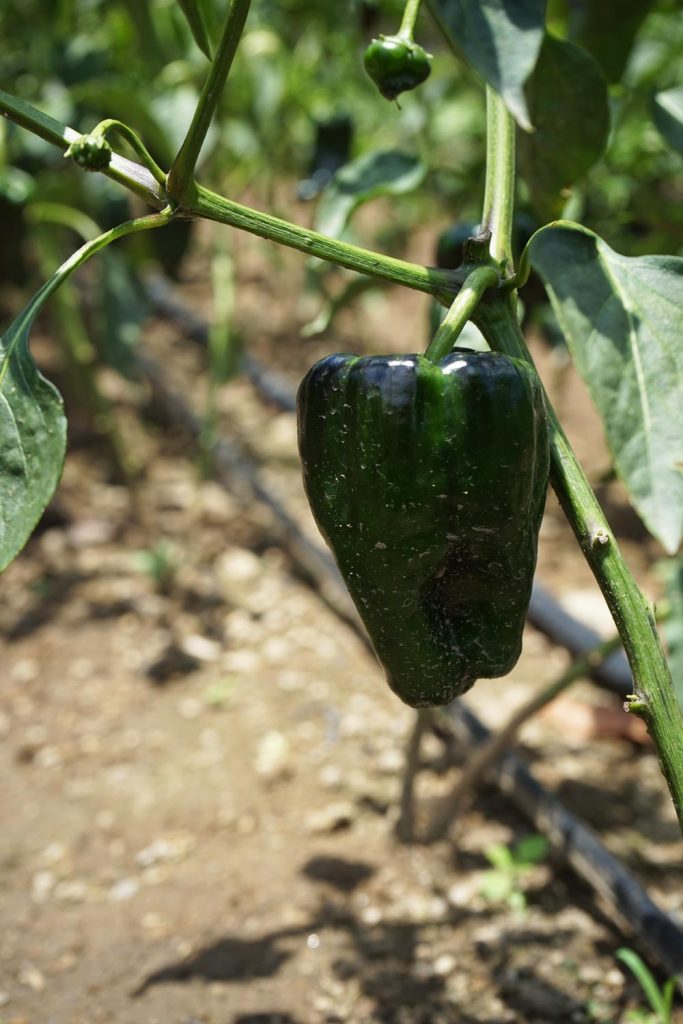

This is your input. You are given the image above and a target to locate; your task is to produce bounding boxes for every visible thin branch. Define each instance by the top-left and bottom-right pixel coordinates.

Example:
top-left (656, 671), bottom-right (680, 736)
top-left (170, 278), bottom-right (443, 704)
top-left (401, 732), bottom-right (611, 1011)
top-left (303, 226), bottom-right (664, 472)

top-left (168, 0), bottom-right (252, 202)
top-left (424, 634), bottom-right (624, 842)
top-left (395, 709), bottom-right (434, 842)
top-left (0, 89), bottom-right (165, 208)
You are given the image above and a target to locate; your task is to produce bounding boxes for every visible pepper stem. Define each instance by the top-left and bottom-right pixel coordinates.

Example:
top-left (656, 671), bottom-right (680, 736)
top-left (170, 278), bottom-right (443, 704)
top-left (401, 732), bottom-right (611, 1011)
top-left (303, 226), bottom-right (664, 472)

top-left (398, 0), bottom-right (424, 41)
top-left (424, 265), bottom-right (498, 362)
top-left (481, 86), bottom-right (516, 269)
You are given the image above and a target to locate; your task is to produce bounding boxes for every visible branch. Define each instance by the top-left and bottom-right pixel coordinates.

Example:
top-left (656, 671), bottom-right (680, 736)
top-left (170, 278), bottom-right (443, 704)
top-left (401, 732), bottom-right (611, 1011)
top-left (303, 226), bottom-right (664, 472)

top-left (0, 89), bottom-right (166, 208)
top-left (0, 89), bottom-right (460, 301)
top-left (194, 184), bottom-right (460, 301)
top-left (425, 633), bottom-right (625, 841)
top-left (168, 0), bottom-right (252, 202)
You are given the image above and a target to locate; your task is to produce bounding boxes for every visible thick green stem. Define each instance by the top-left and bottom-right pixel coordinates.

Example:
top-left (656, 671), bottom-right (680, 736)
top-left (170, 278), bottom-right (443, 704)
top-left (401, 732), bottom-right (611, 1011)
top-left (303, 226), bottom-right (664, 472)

top-left (475, 294), bottom-right (683, 830)
top-left (398, 0), bottom-right (423, 39)
top-left (194, 184), bottom-right (458, 301)
top-left (424, 265), bottom-right (498, 362)
top-left (0, 89), bottom-right (459, 301)
top-left (168, 0), bottom-right (252, 203)
top-left (481, 86), bottom-right (516, 268)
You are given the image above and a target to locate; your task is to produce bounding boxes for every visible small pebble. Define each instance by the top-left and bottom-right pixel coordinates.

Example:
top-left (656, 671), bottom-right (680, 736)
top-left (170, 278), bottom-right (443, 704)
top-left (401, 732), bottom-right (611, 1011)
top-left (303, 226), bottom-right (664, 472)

top-left (182, 634), bottom-right (221, 662)
top-left (305, 801), bottom-right (355, 834)
top-left (109, 878), bottom-right (139, 902)
top-left (254, 731), bottom-right (291, 780)
top-left (18, 964), bottom-right (45, 991)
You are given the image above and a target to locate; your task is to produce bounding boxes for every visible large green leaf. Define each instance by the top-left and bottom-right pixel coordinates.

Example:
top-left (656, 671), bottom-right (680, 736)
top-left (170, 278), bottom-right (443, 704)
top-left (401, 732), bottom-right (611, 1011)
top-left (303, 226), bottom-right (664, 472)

top-left (653, 86), bottom-right (683, 156)
top-left (519, 35), bottom-right (609, 219)
top-left (528, 223), bottom-right (683, 554)
top-left (0, 285), bottom-right (67, 571)
top-left (427, 0), bottom-right (546, 130)
top-left (569, 0), bottom-right (655, 83)
top-left (315, 150), bottom-right (426, 239)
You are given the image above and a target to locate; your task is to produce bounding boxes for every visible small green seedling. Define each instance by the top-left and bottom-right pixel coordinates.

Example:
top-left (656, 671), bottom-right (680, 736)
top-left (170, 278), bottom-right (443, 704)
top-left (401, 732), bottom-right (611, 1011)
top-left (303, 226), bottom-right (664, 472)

top-left (133, 540), bottom-right (181, 593)
top-left (478, 833), bottom-right (550, 910)
top-left (617, 948), bottom-right (676, 1024)
top-left (202, 676), bottom-right (238, 708)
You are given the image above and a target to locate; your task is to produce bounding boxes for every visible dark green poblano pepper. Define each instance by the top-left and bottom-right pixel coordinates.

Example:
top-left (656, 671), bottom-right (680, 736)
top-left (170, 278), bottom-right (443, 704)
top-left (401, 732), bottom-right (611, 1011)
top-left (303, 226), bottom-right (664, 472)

top-left (297, 350), bottom-right (549, 708)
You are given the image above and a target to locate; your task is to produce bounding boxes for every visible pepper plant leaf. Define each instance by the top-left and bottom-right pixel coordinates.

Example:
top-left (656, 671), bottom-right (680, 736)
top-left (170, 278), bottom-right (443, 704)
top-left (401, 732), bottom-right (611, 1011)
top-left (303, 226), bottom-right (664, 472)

top-left (177, 0), bottom-right (214, 59)
top-left (569, 0), bottom-right (655, 83)
top-left (519, 35), bottom-right (610, 219)
top-left (0, 284), bottom-right (67, 572)
top-left (426, 0), bottom-right (546, 130)
top-left (315, 150), bottom-right (426, 240)
top-left (653, 86), bottom-right (683, 156)
top-left (529, 223), bottom-right (683, 554)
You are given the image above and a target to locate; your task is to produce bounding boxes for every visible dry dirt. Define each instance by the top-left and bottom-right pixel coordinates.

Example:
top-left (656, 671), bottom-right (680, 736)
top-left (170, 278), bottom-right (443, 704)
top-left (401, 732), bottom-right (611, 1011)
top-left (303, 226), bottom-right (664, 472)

top-left (1, 224), bottom-right (682, 1024)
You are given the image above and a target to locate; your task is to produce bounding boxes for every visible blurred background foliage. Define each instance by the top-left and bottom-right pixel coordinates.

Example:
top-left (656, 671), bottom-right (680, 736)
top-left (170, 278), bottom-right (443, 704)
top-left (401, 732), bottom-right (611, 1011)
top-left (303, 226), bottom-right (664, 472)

top-left (0, 0), bottom-right (682, 336)
top-left (1, 1), bottom-right (679, 280)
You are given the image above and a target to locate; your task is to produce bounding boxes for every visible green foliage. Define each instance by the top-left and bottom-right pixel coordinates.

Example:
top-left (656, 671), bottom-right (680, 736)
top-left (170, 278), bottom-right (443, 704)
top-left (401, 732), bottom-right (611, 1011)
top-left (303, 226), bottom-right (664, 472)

top-left (520, 35), bottom-right (610, 219)
top-left (528, 222), bottom-right (683, 554)
top-left (569, 0), bottom-right (655, 84)
top-left (315, 150), bottom-right (427, 239)
top-left (479, 834), bottom-right (550, 910)
top-left (177, 0), bottom-right (216, 60)
top-left (426, 0), bottom-right (547, 130)
top-left (0, 281), bottom-right (67, 572)
top-left (653, 86), bottom-right (683, 156)
top-left (134, 539), bottom-right (181, 593)
top-left (617, 948), bottom-right (676, 1024)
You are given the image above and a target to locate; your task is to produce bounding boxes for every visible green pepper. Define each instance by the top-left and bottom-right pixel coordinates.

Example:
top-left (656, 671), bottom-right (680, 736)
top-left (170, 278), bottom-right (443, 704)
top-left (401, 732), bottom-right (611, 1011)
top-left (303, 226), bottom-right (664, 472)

top-left (363, 35), bottom-right (432, 101)
top-left (297, 350), bottom-right (549, 708)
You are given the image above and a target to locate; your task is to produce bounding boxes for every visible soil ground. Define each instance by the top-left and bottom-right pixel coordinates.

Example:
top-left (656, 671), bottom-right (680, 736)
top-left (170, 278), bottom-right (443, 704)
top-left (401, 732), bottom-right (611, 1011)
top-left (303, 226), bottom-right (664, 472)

top-left (1, 220), bottom-right (682, 1024)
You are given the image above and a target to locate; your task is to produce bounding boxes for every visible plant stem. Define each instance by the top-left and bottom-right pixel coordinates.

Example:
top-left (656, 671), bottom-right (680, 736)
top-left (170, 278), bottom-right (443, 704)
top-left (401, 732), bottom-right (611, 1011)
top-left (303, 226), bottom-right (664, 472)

top-left (398, 0), bottom-right (423, 40)
top-left (0, 89), bottom-right (166, 208)
top-left (168, 0), bottom-right (252, 203)
top-left (194, 184), bottom-right (459, 301)
top-left (481, 85), bottom-right (516, 268)
top-left (89, 119), bottom-right (167, 185)
top-left (426, 633), bottom-right (626, 841)
top-left (395, 708), bottom-right (433, 842)
top-left (475, 293), bottom-right (683, 831)
top-left (33, 228), bottom-right (138, 480)
top-left (424, 265), bottom-right (498, 361)
top-left (2, 212), bottom-right (172, 395)
top-left (0, 89), bottom-right (460, 301)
